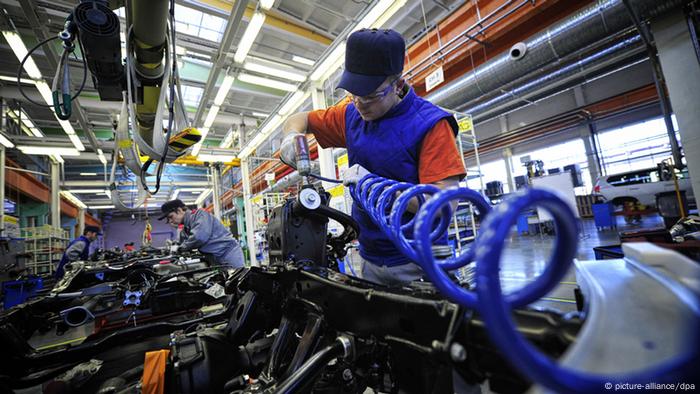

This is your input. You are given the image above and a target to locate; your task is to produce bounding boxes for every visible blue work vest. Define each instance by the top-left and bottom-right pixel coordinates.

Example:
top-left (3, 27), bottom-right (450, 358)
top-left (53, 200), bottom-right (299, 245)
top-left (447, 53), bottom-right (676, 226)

top-left (345, 87), bottom-right (457, 266)
top-left (55, 235), bottom-right (91, 278)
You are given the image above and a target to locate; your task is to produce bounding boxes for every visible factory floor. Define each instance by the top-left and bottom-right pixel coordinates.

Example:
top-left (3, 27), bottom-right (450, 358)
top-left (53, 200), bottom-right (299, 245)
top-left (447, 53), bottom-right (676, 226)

top-left (503, 214), bottom-right (664, 312)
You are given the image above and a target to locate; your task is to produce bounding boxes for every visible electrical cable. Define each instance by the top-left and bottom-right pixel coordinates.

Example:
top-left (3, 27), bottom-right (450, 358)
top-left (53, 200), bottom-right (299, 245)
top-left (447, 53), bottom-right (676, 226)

top-left (16, 32), bottom-right (88, 108)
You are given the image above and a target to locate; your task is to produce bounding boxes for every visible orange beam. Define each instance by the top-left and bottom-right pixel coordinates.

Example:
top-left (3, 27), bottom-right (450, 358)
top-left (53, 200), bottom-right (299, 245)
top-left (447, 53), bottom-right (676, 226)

top-left (4, 159), bottom-right (101, 225)
top-left (406, 0), bottom-right (594, 96)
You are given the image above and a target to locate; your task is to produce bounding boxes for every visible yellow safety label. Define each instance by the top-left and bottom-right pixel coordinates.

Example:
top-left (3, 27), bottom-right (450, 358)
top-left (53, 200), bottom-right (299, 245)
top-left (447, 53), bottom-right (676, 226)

top-left (118, 140), bottom-right (133, 149)
top-left (251, 195), bottom-right (263, 205)
top-left (458, 116), bottom-right (473, 133)
top-left (337, 154), bottom-right (348, 168)
top-left (328, 184), bottom-right (345, 198)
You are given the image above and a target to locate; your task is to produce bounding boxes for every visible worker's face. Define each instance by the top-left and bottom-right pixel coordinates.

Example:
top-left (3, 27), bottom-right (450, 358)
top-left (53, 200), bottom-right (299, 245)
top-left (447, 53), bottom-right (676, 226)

top-left (85, 231), bottom-right (98, 241)
top-left (351, 77), bottom-right (401, 121)
top-left (166, 208), bottom-right (186, 227)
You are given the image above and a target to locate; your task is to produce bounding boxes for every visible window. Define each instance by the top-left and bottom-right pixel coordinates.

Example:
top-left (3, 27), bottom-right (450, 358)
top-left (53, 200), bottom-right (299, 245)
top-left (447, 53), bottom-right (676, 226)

top-left (466, 159), bottom-right (510, 193)
top-left (174, 4), bottom-right (227, 42)
top-left (181, 85), bottom-right (203, 108)
top-left (513, 139), bottom-right (591, 195)
top-left (606, 169), bottom-right (656, 187)
top-left (597, 116), bottom-right (681, 175)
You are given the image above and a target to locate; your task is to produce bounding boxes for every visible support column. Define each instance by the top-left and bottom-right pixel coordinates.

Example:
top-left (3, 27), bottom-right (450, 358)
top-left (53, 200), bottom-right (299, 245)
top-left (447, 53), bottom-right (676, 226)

top-left (211, 164), bottom-right (222, 220)
top-left (77, 208), bottom-right (85, 237)
top-left (50, 161), bottom-right (60, 228)
top-left (502, 147), bottom-right (516, 193)
top-left (241, 159), bottom-right (257, 266)
top-left (311, 85), bottom-right (337, 189)
top-left (651, 10), bottom-right (700, 202)
top-left (580, 124), bottom-right (602, 181)
top-left (0, 146), bottom-right (5, 235)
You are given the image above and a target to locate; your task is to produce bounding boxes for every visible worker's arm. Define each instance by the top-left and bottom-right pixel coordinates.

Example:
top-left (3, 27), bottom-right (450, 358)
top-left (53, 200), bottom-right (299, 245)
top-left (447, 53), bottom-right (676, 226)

top-left (282, 112), bottom-right (311, 135)
top-left (65, 240), bottom-right (87, 261)
top-left (180, 212), bottom-right (213, 251)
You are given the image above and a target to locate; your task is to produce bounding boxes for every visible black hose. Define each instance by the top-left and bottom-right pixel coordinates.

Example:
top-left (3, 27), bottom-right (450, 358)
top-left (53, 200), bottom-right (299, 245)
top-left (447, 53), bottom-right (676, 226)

top-left (270, 340), bottom-right (345, 394)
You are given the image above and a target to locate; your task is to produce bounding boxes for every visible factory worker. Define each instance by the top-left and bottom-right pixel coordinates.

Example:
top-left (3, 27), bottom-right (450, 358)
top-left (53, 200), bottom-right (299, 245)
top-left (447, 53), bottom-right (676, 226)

top-left (280, 28), bottom-right (465, 286)
top-left (55, 225), bottom-right (101, 279)
top-left (159, 199), bottom-right (244, 268)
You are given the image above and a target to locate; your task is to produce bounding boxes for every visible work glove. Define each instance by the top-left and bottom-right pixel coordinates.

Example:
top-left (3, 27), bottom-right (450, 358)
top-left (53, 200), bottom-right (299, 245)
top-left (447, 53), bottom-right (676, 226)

top-left (170, 244), bottom-right (179, 254)
top-left (342, 164), bottom-right (370, 186)
top-left (280, 132), bottom-right (303, 169)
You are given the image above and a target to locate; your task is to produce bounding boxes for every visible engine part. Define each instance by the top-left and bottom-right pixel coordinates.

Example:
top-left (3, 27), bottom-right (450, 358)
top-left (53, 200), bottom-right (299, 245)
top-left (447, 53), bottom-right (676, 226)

top-left (123, 290), bottom-right (142, 306)
top-left (73, 1), bottom-right (124, 101)
top-left (61, 305), bottom-right (95, 327)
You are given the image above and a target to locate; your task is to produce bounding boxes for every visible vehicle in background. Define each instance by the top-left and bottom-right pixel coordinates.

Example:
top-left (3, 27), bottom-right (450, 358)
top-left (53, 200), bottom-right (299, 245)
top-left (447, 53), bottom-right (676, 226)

top-left (593, 166), bottom-right (695, 208)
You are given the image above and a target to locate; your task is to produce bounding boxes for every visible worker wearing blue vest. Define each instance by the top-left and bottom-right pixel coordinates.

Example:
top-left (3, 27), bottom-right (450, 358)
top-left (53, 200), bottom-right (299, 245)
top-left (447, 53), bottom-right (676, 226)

top-left (281, 28), bottom-right (466, 286)
top-left (159, 199), bottom-right (244, 268)
top-left (55, 225), bottom-right (100, 279)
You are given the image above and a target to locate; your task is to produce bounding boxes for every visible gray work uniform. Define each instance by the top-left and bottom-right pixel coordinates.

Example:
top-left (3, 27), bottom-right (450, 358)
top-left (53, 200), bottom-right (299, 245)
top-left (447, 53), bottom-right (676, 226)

top-left (180, 210), bottom-right (244, 268)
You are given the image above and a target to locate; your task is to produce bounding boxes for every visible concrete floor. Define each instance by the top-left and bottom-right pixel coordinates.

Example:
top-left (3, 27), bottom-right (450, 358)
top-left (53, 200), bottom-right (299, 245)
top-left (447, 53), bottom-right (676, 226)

top-left (500, 214), bottom-right (664, 312)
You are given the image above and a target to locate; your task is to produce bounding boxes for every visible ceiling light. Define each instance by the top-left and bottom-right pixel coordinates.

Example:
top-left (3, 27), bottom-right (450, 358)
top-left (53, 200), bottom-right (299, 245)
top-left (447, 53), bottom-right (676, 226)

top-left (243, 61), bottom-right (306, 82)
top-left (34, 81), bottom-right (54, 105)
top-left (52, 155), bottom-right (64, 164)
top-left (0, 133), bottom-right (14, 148)
top-left (190, 127), bottom-right (209, 156)
top-left (310, 43), bottom-right (345, 82)
top-left (171, 189), bottom-right (180, 200)
top-left (80, 172), bottom-right (98, 176)
top-left (89, 205), bottom-right (115, 210)
top-left (234, 12), bottom-right (266, 64)
top-left (238, 73), bottom-right (297, 91)
top-left (2, 31), bottom-right (43, 79)
top-left (252, 112), bottom-right (268, 117)
top-left (195, 189), bottom-right (213, 205)
top-left (292, 55), bottom-right (315, 66)
top-left (18, 146), bottom-right (81, 156)
top-left (213, 75), bottom-right (235, 106)
top-left (68, 134), bottom-right (85, 150)
top-left (68, 189), bottom-right (109, 193)
top-left (97, 149), bottom-right (107, 165)
top-left (60, 191), bottom-right (87, 209)
top-left (353, 0), bottom-right (405, 31)
top-left (203, 105), bottom-right (220, 128)
top-left (279, 90), bottom-right (309, 115)
top-left (178, 188), bottom-right (208, 192)
top-left (0, 75), bottom-right (34, 84)
top-left (259, 0), bottom-right (275, 10)
top-left (197, 153), bottom-right (236, 162)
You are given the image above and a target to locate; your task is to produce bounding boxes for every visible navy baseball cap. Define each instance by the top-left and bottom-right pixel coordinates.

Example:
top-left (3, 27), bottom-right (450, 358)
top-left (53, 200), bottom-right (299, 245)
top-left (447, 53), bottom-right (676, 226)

top-left (337, 28), bottom-right (405, 96)
top-left (158, 199), bottom-right (187, 220)
top-left (84, 225), bottom-right (102, 235)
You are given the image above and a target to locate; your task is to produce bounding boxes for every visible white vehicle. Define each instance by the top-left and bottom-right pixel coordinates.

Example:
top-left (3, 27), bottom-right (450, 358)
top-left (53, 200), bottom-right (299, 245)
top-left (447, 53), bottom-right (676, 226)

top-left (593, 167), bottom-right (695, 208)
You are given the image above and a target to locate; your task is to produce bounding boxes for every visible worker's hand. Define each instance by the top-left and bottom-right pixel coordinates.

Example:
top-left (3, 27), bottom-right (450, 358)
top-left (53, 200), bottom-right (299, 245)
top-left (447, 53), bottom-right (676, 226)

top-left (342, 164), bottom-right (370, 186)
top-left (280, 132), bottom-right (303, 169)
top-left (170, 244), bottom-right (179, 254)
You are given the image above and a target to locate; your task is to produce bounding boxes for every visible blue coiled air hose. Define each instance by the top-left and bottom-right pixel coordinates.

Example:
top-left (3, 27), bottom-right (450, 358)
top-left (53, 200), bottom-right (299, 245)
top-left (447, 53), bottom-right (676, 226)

top-left (348, 173), bottom-right (697, 393)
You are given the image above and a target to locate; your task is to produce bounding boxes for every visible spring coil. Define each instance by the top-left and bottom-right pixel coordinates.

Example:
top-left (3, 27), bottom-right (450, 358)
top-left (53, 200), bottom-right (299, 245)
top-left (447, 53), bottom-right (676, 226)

top-left (349, 173), bottom-right (696, 393)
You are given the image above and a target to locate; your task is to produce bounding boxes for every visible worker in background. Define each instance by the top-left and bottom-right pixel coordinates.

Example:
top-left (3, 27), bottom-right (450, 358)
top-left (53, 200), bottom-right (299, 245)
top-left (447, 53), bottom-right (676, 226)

top-left (281, 28), bottom-right (465, 286)
top-left (124, 242), bottom-right (136, 252)
top-left (159, 199), bottom-right (244, 268)
top-left (55, 225), bottom-right (101, 279)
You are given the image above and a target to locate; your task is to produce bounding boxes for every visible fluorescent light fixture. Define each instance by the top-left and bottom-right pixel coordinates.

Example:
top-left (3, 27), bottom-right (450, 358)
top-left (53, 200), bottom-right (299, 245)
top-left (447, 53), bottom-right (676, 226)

top-left (371, 0), bottom-right (408, 28)
top-left (234, 12), bottom-right (266, 64)
top-left (197, 153), bottom-right (236, 162)
top-left (203, 105), bottom-right (220, 128)
top-left (68, 134), bottom-right (85, 151)
top-left (252, 112), bottom-right (268, 117)
top-left (239, 115), bottom-right (282, 158)
top-left (238, 73), bottom-right (297, 91)
top-left (178, 188), bottom-right (208, 192)
top-left (18, 146), bottom-right (81, 156)
top-left (5, 110), bottom-right (34, 136)
top-left (68, 189), bottom-right (109, 193)
top-left (278, 90), bottom-right (309, 115)
top-left (195, 189), bottom-right (213, 205)
top-left (243, 60), bottom-right (306, 82)
top-left (352, 0), bottom-right (403, 31)
top-left (259, 0), bottom-right (275, 10)
top-left (0, 133), bottom-right (14, 148)
top-left (310, 43), bottom-right (345, 82)
top-left (213, 75), bottom-right (235, 106)
top-left (34, 81), bottom-right (54, 105)
top-left (0, 75), bottom-right (34, 84)
top-left (97, 148), bottom-right (107, 164)
top-left (104, 190), bottom-right (112, 198)
top-left (190, 127), bottom-right (209, 156)
top-left (80, 172), bottom-right (98, 176)
top-left (2, 31), bottom-right (43, 79)
top-left (260, 114), bottom-right (283, 136)
top-left (60, 191), bottom-right (87, 209)
top-left (52, 155), bottom-right (64, 164)
top-left (89, 205), bottom-right (115, 210)
top-left (292, 55), bottom-right (315, 66)
top-left (171, 189), bottom-right (180, 200)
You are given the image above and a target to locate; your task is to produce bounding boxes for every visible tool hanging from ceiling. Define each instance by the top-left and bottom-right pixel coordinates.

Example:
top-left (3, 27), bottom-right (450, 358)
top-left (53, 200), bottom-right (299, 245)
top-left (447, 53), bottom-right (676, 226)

top-left (15, 0), bottom-right (202, 209)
